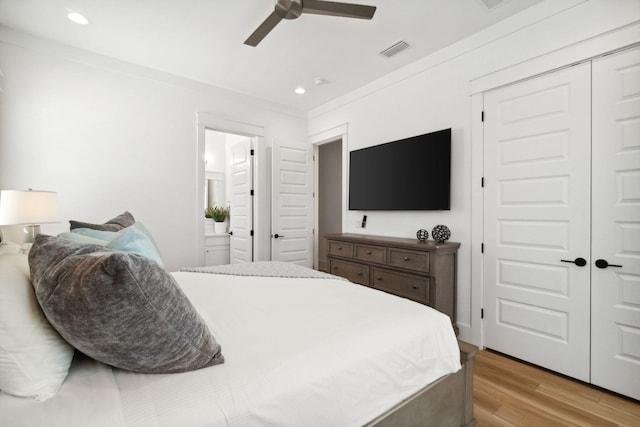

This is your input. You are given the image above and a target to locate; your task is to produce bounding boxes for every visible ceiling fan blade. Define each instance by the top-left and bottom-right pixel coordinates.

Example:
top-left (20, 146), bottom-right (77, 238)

top-left (244, 11), bottom-right (283, 46)
top-left (302, 0), bottom-right (376, 19)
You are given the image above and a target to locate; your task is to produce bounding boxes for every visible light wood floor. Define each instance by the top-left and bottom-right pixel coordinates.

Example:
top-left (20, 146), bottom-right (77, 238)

top-left (474, 349), bottom-right (640, 427)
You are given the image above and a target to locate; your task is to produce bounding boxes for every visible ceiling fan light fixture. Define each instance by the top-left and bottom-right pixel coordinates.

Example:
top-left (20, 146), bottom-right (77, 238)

top-left (67, 11), bottom-right (89, 25)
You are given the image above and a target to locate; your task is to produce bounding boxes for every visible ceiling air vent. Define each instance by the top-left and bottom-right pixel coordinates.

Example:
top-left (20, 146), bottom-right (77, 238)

top-left (479, 0), bottom-right (505, 9)
top-left (379, 40), bottom-right (410, 58)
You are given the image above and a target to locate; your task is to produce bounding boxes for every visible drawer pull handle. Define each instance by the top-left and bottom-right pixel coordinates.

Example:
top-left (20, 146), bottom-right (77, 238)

top-left (403, 256), bottom-right (410, 261)
top-left (411, 285), bottom-right (420, 290)
top-left (366, 250), bottom-right (371, 254)
top-left (337, 247), bottom-right (342, 250)
top-left (358, 272), bottom-right (363, 276)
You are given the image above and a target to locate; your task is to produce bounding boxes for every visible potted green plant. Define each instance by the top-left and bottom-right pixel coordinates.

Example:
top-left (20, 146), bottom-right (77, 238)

top-left (205, 205), bottom-right (230, 233)
top-left (204, 206), bottom-right (215, 234)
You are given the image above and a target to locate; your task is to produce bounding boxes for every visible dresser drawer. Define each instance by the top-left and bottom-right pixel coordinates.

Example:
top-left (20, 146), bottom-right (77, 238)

top-left (328, 240), bottom-right (354, 258)
top-left (372, 268), bottom-right (430, 304)
top-left (355, 244), bottom-right (386, 264)
top-left (388, 248), bottom-right (430, 273)
top-left (329, 259), bottom-right (369, 286)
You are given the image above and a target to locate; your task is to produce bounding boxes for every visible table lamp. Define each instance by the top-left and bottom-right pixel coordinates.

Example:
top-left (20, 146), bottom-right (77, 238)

top-left (0, 189), bottom-right (60, 244)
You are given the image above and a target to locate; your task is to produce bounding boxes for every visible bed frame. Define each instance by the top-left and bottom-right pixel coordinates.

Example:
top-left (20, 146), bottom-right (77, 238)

top-left (366, 340), bottom-right (477, 427)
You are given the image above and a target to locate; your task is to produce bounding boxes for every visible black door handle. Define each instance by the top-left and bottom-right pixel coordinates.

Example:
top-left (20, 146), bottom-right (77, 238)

top-left (595, 259), bottom-right (622, 269)
top-left (274, 234), bottom-right (285, 239)
top-left (561, 257), bottom-right (587, 267)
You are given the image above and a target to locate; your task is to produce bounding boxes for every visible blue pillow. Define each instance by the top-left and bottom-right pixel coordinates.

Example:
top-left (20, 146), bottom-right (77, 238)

top-left (68, 223), bottom-right (163, 265)
top-left (57, 232), bottom-right (109, 246)
top-left (106, 223), bottom-right (164, 266)
top-left (70, 228), bottom-right (117, 242)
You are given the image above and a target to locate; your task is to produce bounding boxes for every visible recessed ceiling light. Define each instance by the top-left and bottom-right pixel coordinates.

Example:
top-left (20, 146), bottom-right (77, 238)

top-left (295, 87), bottom-right (306, 95)
top-left (67, 12), bottom-right (89, 25)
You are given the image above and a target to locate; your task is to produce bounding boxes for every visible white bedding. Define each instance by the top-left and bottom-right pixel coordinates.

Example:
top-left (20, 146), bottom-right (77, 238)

top-left (1, 271), bottom-right (461, 427)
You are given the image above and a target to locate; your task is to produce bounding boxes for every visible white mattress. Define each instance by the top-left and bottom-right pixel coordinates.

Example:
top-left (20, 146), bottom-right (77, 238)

top-left (1, 271), bottom-right (461, 427)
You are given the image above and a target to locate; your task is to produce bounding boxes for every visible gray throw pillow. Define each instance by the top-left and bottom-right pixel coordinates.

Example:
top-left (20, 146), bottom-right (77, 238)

top-left (28, 235), bottom-right (224, 374)
top-left (69, 211), bottom-right (135, 231)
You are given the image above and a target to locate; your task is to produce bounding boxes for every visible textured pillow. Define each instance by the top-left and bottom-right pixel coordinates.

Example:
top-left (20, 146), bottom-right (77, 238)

top-left (0, 248), bottom-right (75, 401)
top-left (28, 235), bottom-right (223, 373)
top-left (69, 211), bottom-right (135, 231)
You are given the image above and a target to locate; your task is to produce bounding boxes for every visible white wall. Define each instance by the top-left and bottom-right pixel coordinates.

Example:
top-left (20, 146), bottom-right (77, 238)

top-left (0, 28), bottom-right (307, 271)
top-left (204, 130), bottom-right (226, 174)
top-left (308, 0), bottom-right (640, 345)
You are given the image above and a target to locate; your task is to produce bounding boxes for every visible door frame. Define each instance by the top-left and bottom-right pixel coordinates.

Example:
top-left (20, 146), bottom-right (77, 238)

top-left (196, 113), bottom-right (265, 266)
top-left (311, 123), bottom-right (349, 270)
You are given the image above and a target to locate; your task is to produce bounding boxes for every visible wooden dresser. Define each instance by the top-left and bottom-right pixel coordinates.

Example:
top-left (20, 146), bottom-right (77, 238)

top-left (326, 233), bottom-right (460, 332)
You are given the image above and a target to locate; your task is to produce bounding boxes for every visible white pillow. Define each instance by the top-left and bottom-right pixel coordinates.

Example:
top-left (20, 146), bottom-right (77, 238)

top-left (0, 246), bottom-right (75, 400)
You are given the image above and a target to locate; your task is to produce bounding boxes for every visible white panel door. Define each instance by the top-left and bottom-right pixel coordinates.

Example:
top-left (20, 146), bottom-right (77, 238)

top-left (272, 142), bottom-right (313, 267)
top-left (229, 139), bottom-right (253, 263)
top-left (591, 47), bottom-right (640, 400)
top-left (484, 63), bottom-right (592, 380)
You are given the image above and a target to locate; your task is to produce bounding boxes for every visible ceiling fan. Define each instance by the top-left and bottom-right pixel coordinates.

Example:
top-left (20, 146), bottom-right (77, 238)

top-left (244, 0), bottom-right (376, 47)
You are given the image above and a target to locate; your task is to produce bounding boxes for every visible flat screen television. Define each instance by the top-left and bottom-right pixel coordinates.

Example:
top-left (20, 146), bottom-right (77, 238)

top-left (349, 128), bottom-right (451, 210)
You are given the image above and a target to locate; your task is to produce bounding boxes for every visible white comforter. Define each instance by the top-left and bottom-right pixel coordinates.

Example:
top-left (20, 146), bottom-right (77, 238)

top-left (1, 271), bottom-right (461, 427)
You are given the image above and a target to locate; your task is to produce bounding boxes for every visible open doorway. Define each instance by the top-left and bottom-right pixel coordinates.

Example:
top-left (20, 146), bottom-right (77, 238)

top-left (204, 129), bottom-right (254, 265)
top-left (316, 138), bottom-right (343, 271)
top-left (196, 113), bottom-right (267, 267)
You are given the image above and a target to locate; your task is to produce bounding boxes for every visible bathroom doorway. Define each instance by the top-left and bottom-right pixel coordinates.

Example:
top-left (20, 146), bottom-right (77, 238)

top-left (204, 129), bottom-right (254, 264)
top-left (196, 113), bottom-right (267, 267)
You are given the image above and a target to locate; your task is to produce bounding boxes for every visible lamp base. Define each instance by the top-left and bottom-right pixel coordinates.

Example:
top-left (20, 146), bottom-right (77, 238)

top-left (23, 224), bottom-right (41, 244)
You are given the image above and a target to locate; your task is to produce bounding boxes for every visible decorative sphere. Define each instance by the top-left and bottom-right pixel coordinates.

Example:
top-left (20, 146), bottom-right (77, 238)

top-left (416, 229), bottom-right (429, 242)
top-left (432, 225), bottom-right (451, 243)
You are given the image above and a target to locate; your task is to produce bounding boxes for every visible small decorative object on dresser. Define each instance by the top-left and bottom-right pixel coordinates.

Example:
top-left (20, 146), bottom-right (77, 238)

top-left (432, 224), bottom-right (451, 243)
top-left (326, 232), bottom-right (460, 334)
top-left (416, 229), bottom-right (429, 242)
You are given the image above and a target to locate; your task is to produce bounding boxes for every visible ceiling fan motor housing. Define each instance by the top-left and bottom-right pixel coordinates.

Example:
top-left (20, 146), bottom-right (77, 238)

top-left (276, 0), bottom-right (303, 20)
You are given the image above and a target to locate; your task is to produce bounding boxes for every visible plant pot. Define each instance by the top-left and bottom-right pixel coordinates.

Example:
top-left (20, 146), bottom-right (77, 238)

top-left (214, 221), bottom-right (227, 234)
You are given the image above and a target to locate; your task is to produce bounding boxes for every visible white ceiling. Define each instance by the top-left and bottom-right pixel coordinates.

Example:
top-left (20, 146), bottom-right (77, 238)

top-left (0, 0), bottom-right (543, 112)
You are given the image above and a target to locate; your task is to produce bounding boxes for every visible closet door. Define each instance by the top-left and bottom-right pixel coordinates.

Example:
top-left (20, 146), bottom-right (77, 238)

top-left (483, 63), bottom-right (592, 381)
top-left (591, 47), bottom-right (640, 400)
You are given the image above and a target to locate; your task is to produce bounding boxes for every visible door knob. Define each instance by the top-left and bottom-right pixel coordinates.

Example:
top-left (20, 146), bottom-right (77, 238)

top-left (561, 257), bottom-right (587, 267)
top-left (274, 234), bottom-right (285, 239)
top-left (595, 259), bottom-right (622, 269)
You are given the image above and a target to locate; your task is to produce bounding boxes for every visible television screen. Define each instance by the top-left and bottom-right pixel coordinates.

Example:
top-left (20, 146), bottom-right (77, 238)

top-left (349, 128), bottom-right (451, 210)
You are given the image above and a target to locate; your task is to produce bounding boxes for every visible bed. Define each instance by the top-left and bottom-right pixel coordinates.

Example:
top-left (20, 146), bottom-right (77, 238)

top-left (0, 221), bottom-right (476, 427)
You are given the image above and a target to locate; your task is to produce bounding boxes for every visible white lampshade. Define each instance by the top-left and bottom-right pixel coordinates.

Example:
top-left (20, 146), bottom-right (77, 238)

top-left (0, 190), bottom-right (60, 226)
